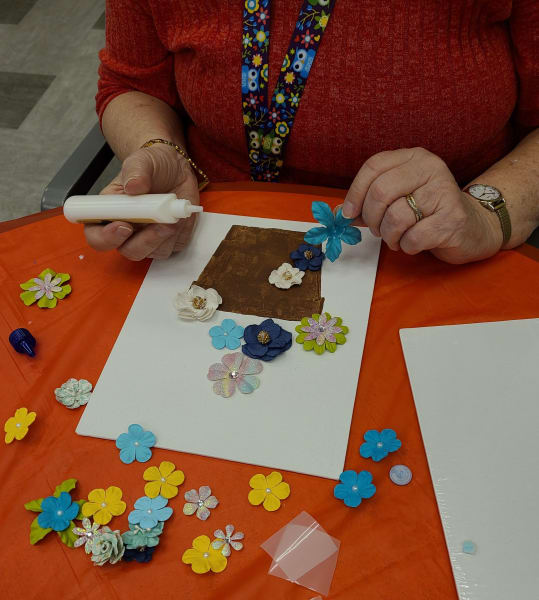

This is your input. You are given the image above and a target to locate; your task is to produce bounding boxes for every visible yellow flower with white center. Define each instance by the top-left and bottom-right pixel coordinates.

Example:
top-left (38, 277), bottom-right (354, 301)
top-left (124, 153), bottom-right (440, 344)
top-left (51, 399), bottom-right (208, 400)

top-left (248, 471), bottom-right (290, 511)
top-left (4, 407), bottom-right (36, 444)
top-left (275, 92), bottom-right (285, 104)
top-left (182, 535), bottom-right (227, 574)
top-left (82, 486), bottom-right (127, 525)
top-left (255, 29), bottom-right (267, 44)
top-left (143, 461), bottom-right (185, 499)
top-left (284, 72), bottom-right (295, 84)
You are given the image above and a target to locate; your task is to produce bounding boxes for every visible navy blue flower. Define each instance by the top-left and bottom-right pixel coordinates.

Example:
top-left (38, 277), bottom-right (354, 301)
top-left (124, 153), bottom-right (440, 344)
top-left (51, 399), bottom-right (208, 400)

top-left (359, 429), bottom-right (402, 462)
top-left (123, 546), bottom-right (156, 563)
top-left (333, 470), bottom-right (376, 508)
top-left (37, 492), bottom-right (79, 531)
top-left (242, 319), bottom-right (292, 362)
top-left (290, 243), bottom-right (325, 271)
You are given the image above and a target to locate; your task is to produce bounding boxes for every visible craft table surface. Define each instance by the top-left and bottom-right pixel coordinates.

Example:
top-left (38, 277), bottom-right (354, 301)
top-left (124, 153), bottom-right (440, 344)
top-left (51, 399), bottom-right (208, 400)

top-left (1, 183), bottom-right (538, 600)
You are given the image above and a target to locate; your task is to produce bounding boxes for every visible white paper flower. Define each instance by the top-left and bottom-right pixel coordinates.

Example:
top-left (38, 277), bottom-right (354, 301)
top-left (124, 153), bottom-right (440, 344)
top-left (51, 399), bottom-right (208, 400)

top-left (268, 263), bottom-right (304, 289)
top-left (211, 524), bottom-right (244, 557)
top-left (54, 378), bottom-right (92, 409)
top-left (174, 285), bottom-right (222, 321)
top-left (28, 272), bottom-right (62, 300)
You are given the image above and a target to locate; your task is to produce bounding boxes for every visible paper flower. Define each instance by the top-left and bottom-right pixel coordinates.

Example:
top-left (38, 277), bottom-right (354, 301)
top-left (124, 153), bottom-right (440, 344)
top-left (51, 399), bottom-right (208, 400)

top-left (124, 546), bottom-right (156, 563)
top-left (143, 461), bottom-right (185, 499)
top-left (268, 262), bottom-right (305, 289)
top-left (54, 378), bottom-right (92, 409)
top-left (290, 243), bottom-right (325, 271)
top-left (248, 472), bottom-right (290, 512)
top-left (304, 202), bottom-right (361, 262)
top-left (121, 522), bottom-right (164, 549)
top-left (359, 429), bottom-right (402, 462)
top-left (242, 319), bottom-right (292, 362)
top-left (211, 524), bottom-right (244, 557)
top-left (4, 407), bottom-right (36, 444)
top-left (128, 496), bottom-right (173, 529)
top-left (20, 268), bottom-right (72, 308)
top-left (116, 424), bottom-right (156, 464)
top-left (207, 352), bottom-right (262, 398)
top-left (73, 518), bottom-right (101, 552)
top-left (174, 285), bottom-right (222, 321)
top-left (295, 312), bottom-right (348, 355)
top-left (81, 486), bottom-right (127, 525)
top-left (182, 535), bottom-right (228, 574)
top-left (183, 486), bottom-right (219, 520)
top-left (89, 526), bottom-right (125, 566)
top-left (333, 470), bottom-right (376, 508)
top-left (209, 318), bottom-right (244, 350)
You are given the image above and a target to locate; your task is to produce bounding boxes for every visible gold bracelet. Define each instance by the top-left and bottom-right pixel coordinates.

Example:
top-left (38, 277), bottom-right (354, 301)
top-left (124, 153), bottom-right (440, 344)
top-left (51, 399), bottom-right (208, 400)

top-left (140, 138), bottom-right (210, 191)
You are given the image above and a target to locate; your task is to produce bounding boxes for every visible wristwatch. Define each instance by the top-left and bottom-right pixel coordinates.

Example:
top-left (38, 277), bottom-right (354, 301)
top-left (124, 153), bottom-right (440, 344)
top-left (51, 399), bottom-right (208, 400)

top-left (464, 184), bottom-right (511, 245)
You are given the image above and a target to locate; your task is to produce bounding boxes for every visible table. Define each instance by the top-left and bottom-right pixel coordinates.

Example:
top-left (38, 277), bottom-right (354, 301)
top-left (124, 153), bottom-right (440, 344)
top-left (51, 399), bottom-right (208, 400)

top-left (1, 183), bottom-right (538, 600)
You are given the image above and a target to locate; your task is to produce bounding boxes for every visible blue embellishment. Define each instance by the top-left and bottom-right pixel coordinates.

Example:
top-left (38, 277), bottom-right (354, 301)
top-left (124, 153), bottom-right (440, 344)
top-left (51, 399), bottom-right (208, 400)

top-left (128, 496), bottom-right (173, 529)
top-left (242, 318), bottom-right (292, 362)
top-left (333, 470), bottom-right (376, 508)
top-left (290, 243), bottom-right (325, 271)
top-left (123, 546), bottom-right (156, 562)
top-left (462, 541), bottom-right (477, 555)
top-left (37, 492), bottom-right (79, 531)
top-left (209, 319), bottom-right (245, 350)
top-left (115, 424), bottom-right (156, 464)
top-left (360, 429), bottom-right (402, 462)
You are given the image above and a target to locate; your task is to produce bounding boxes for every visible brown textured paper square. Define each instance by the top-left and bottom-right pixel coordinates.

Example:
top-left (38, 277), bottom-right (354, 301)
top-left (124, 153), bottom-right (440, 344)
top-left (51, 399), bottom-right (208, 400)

top-left (193, 225), bottom-right (324, 321)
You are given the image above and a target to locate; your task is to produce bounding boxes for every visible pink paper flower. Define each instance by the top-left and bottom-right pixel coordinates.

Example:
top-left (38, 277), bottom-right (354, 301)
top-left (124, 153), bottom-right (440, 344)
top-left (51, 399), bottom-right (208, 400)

top-left (183, 486), bottom-right (219, 521)
top-left (207, 352), bottom-right (263, 398)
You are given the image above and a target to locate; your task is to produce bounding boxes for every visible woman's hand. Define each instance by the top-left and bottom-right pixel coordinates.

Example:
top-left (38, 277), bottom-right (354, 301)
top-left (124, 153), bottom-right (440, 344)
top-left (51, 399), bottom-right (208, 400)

top-left (84, 143), bottom-right (200, 260)
top-left (342, 148), bottom-right (503, 264)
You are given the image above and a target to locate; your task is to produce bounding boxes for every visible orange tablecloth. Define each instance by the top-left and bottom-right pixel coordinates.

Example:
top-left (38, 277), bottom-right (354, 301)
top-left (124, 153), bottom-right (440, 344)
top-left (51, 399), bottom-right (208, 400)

top-left (1, 184), bottom-right (538, 600)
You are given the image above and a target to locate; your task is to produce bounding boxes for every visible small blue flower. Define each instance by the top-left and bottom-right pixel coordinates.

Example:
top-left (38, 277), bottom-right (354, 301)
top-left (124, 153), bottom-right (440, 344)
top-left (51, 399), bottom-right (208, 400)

top-left (123, 546), bottom-right (156, 563)
top-left (333, 470), bottom-right (376, 508)
top-left (38, 492), bottom-right (79, 531)
top-left (290, 243), bottom-right (325, 271)
top-left (359, 429), bottom-right (402, 462)
top-left (304, 202), bottom-right (362, 262)
top-left (242, 318), bottom-right (292, 362)
top-left (116, 424), bottom-right (156, 464)
top-left (128, 496), bottom-right (173, 529)
top-left (209, 319), bottom-right (244, 350)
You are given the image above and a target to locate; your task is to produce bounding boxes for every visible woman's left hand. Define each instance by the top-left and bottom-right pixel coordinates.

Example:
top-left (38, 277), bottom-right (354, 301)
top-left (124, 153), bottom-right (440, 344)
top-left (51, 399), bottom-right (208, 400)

top-left (342, 147), bottom-right (503, 264)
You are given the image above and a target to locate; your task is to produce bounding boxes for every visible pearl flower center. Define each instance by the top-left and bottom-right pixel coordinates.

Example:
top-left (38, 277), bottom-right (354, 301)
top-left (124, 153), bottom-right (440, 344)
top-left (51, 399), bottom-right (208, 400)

top-left (265, 488), bottom-right (271, 493)
top-left (203, 552), bottom-right (209, 558)
top-left (101, 502), bottom-right (107, 508)
top-left (147, 509), bottom-right (152, 514)
top-left (352, 485), bottom-right (358, 492)
top-left (161, 477), bottom-right (166, 482)
top-left (376, 442), bottom-right (384, 448)
top-left (134, 441), bottom-right (139, 446)
top-left (230, 370), bottom-right (239, 379)
top-left (257, 330), bottom-right (271, 344)
top-left (15, 423), bottom-right (21, 427)
top-left (192, 296), bottom-right (207, 310)
top-left (304, 250), bottom-right (314, 260)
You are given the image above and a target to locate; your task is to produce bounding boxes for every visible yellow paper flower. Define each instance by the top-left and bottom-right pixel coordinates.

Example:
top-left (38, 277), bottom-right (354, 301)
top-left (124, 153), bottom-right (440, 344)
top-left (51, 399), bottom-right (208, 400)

top-left (4, 407), bottom-right (36, 444)
top-left (182, 535), bottom-right (227, 574)
top-left (248, 471), bottom-right (290, 511)
top-left (143, 461), bottom-right (185, 499)
top-left (82, 486), bottom-right (127, 525)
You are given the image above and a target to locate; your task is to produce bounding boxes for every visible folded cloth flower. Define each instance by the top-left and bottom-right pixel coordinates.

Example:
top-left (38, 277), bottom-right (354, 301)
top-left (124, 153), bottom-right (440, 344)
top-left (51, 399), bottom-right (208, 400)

top-left (90, 526), bottom-right (125, 566)
top-left (333, 470), bottom-right (376, 508)
top-left (73, 518), bottom-right (101, 552)
top-left (116, 424), bottom-right (156, 464)
top-left (207, 352), bottom-right (262, 398)
top-left (174, 285), bottom-right (222, 321)
top-left (268, 262), bottom-right (305, 289)
top-left (123, 546), bottom-right (156, 563)
top-left (54, 378), bottom-right (92, 409)
top-left (143, 461), bottom-right (185, 499)
top-left (295, 312), bottom-right (348, 355)
top-left (20, 268), bottom-right (72, 308)
top-left (248, 472), bottom-right (290, 512)
top-left (128, 496), bottom-right (173, 529)
top-left (38, 492), bottom-right (80, 531)
top-left (211, 524), bottom-right (244, 557)
top-left (304, 202), bottom-right (361, 262)
top-left (359, 429), bottom-right (402, 462)
top-left (4, 407), bottom-right (36, 444)
top-left (121, 522), bottom-right (164, 549)
top-left (82, 486), bottom-right (127, 525)
top-left (290, 243), bottom-right (325, 271)
top-left (242, 319), bottom-right (292, 362)
top-left (209, 318), bottom-right (244, 350)
top-left (183, 486), bottom-right (219, 521)
top-left (182, 535), bottom-right (228, 574)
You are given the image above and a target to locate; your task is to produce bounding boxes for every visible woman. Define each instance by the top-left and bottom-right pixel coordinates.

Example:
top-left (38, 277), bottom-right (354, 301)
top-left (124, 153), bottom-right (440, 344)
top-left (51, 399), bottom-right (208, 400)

top-left (86, 0), bottom-right (538, 264)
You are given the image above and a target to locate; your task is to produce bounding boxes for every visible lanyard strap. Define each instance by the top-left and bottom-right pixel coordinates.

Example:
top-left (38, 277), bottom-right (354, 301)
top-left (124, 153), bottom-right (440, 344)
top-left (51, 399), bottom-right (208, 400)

top-left (242, 0), bottom-right (336, 181)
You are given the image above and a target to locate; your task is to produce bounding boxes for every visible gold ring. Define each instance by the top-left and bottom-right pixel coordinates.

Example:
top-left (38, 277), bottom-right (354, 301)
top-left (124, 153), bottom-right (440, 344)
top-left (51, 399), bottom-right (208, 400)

top-left (406, 193), bottom-right (423, 222)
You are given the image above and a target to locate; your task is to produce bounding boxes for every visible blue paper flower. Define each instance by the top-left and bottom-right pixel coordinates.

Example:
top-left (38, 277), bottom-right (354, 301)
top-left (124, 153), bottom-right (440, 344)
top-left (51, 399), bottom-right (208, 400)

top-left (123, 546), bottom-right (156, 563)
top-left (128, 496), bottom-right (173, 529)
top-left (290, 243), bottom-right (325, 271)
top-left (116, 424), bottom-right (156, 464)
top-left (209, 319), bottom-right (244, 350)
top-left (359, 429), bottom-right (402, 462)
top-left (304, 201), bottom-right (362, 262)
top-left (242, 318), bottom-right (292, 362)
top-left (333, 470), bottom-right (376, 508)
top-left (37, 492), bottom-right (79, 531)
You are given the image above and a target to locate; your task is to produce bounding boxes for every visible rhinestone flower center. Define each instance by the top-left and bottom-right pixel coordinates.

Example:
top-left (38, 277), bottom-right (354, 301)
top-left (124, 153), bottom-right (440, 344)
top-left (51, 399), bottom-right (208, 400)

top-left (192, 296), bottom-right (207, 310)
top-left (198, 500), bottom-right (204, 507)
top-left (257, 330), bottom-right (271, 344)
top-left (230, 370), bottom-right (239, 379)
top-left (304, 250), bottom-right (314, 260)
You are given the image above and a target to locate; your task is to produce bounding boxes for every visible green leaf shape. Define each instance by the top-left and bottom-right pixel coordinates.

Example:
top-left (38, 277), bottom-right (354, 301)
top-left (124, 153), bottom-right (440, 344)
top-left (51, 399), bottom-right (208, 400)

top-left (300, 316), bottom-right (311, 326)
top-left (53, 479), bottom-right (77, 497)
top-left (20, 290), bottom-right (38, 306)
top-left (325, 341), bottom-right (337, 353)
top-left (38, 268), bottom-right (57, 279)
top-left (303, 340), bottom-right (315, 351)
top-left (311, 313), bottom-right (320, 321)
top-left (322, 312), bottom-right (333, 321)
top-left (30, 516), bottom-right (52, 545)
top-left (334, 333), bottom-right (347, 344)
top-left (24, 498), bottom-right (44, 513)
top-left (313, 342), bottom-right (325, 355)
top-left (295, 324), bottom-right (305, 334)
top-left (20, 278), bottom-right (38, 291)
top-left (53, 284), bottom-right (71, 299)
top-left (55, 273), bottom-right (70, 284)
top-left (74, 499), bottom-right (86, 519)
top-left (58, 522), bottom-right (78, 548)
top-left (37, 295), bottom-right (58, 309)
top-left (340, 325), bottom-right (349, 335)
top-left (296, 333), bottom-right (306, 344)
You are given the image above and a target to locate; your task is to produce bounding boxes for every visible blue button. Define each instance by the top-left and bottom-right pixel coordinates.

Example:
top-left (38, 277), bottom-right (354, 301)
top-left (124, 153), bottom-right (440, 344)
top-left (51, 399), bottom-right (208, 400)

top-left (389, 464), bottom-right (412, 486)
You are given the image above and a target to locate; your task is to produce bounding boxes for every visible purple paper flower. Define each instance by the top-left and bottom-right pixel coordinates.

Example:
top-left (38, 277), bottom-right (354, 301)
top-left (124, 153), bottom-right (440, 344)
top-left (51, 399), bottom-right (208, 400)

top-left (183, 486), bottom-right (219, 521)
top-left (290, 243), bottom-right (325, 271)
top-left (242, 318), bottom-right (292, 362)
top-left (128, 496), bottom-right (173, 529)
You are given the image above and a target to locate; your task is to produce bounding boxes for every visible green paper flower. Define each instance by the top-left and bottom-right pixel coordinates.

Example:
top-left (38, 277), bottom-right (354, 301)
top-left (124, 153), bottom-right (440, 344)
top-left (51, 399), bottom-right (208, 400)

top-left (20, 268), bottom-right (71, 308)
top-left (295, 312), bottom-right (348, 355)
top-left (54, 378), bottom-right (92, 409)
top-left (90, 526), bottom-right (125, 566)
top-left (121, 522), bottom-right (164, 549)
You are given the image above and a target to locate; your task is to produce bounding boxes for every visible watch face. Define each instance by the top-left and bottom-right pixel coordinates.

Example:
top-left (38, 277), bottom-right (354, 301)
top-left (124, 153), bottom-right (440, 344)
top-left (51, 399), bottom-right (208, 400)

top-left (468, 184), bottom-right (500, 201)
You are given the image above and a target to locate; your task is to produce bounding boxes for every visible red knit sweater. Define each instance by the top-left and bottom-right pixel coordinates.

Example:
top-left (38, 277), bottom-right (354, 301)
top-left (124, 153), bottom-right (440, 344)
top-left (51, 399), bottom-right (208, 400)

top-left (96, 0), bottom-right (538, 188)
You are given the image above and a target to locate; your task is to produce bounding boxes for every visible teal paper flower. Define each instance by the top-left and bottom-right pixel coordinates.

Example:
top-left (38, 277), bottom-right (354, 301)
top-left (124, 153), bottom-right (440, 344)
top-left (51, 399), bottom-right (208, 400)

top-left (359, 429), bottom-right (402, 462)
top-left (209, 319), bottom-right (244, 350)
top-left (38, 492), bottom-right (79, 531)
top-left (116, 424), bottom-right (156, 464)
top-left (128, 496), bottom-right (173, 529)
top-left (334, 470), bottom-right (376, 508)
top-left (121, 522), bottom-right (164, 549)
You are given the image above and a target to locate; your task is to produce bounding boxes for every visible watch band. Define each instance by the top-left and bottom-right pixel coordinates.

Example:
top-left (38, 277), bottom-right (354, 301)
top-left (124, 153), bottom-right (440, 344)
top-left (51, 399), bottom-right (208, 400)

top-left (464, 185), bottom-right (512, 246)
top-left (496, 203), bottom-right (512, 245)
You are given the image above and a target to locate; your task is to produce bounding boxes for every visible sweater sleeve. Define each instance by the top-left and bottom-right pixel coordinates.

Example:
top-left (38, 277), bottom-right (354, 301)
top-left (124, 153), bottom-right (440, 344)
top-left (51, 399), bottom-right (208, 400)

top-left (510, 0), bottom-right (539, 127)
top-left (95, 0), bottom-right (179, 123)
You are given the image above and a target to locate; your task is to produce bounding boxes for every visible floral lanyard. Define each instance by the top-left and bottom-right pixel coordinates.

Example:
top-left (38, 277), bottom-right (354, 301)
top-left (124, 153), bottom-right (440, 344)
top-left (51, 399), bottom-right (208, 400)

top-left (242, 0), bottom-right (336, 181)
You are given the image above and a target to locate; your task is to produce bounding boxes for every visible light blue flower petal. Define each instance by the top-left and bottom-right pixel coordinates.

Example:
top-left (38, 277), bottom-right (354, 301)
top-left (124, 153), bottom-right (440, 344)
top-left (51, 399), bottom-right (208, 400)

top-left (38, 511), bottom-right (53, 528)
top-left (40, 496), bottom-right (58, 512)
top-left (339, 470), bottom-right (358, 486)
top-left (311, 201), bottom-right (335, 227)
top-left (134, 496), bottom-right (151, 510)
top-left (128, 509), bottom-right (141, 524)
top-left (360, 483), bottom-right (377, 499)
top-left (225, 336), bottom-right (241, 350)
top-left (134, 445), bottom-right (152, 462)
top-left (230, 325), bottom-right (244, 338)
top-left (127, 423), bottom-right (144, 438)
top-left (333, 483), bottom-right (349, 500)
top-left (363, 430), bottom-right (381, 443)
top-left (387, 439), bottom-right (402, 452)
top-left (212, 335), bottom-right (227, 349)
top-left (359, 441), bottom-right (374, 459)
top-left (119, 446), bottom-right (136, 464)
top-left (356, 471), bottom-right (374, 486)
top-left (340, 226), bottom-right (362, 245)
top-left (304, 226), bottom-right (329, 245)
top-left (221, 319), bottom-right (236, 333)
top-left (334, 207), bottom-right (354, 227)
top-left (372, 447), bottom-right (389, 461)
top-left (64, 502), bottom-right (79, 521)
top-left (344, 493), bottom-right (363, 508)
top-left (209, 326), bottom-right (224, 337)
top-left (115, 432), bottom-right (131, 449)
top-left (380, 429), bottom-right (397, 441)
top-left (326, 236), bottom-right (342, 262)
top-left (154, 506), bottom-right (173, 522)
top-left (139, 430), bottom-right (156, 447)
top-left (57, 492), bottom-right (71, 509)
top-left (138, 513), bottom-right (158, 529)
top-left (150, 496), bottom-right (168, 510)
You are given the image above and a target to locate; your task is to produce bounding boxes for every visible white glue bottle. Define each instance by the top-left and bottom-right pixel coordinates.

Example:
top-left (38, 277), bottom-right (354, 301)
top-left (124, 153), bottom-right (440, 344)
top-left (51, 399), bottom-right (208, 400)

top-left (63, 194), bottom-right (203, 224)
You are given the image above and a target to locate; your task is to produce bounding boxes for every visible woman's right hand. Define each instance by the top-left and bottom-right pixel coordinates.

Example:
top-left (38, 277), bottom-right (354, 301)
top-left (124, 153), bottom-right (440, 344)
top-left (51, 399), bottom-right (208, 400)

top-left (84, 143), bottom-right (200, 260)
